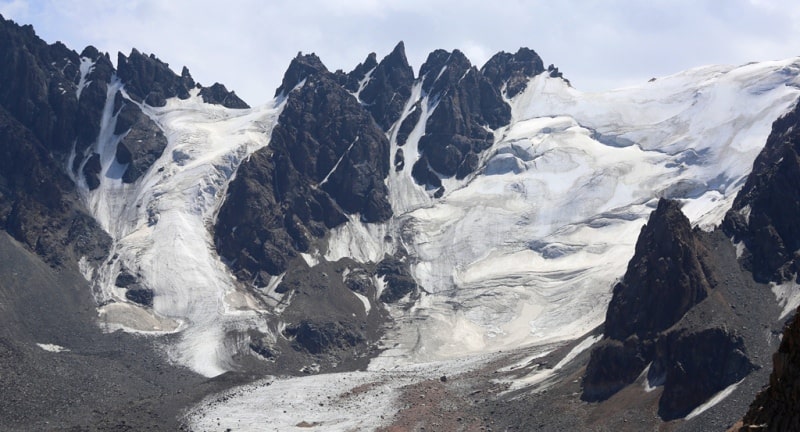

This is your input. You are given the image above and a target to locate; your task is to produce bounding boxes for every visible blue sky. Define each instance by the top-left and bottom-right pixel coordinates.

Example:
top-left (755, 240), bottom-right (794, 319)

top-left (2, 0), bottom-right (799, 104)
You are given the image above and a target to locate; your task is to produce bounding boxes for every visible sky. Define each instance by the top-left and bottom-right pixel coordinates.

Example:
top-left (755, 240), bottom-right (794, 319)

top-left (2, 0), bottom-right (800, 105)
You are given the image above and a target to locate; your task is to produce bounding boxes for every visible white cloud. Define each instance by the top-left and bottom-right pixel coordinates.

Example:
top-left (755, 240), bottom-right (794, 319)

top-left (2, 0), bottom-right (799, 104)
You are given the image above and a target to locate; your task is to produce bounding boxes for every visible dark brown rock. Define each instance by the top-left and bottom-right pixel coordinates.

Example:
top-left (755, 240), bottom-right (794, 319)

top-left (740, 308), bottom-right (800, 431)
top-left (199, 83), bottom-right (250, 108)
top-left (582, 337), bottom-right (650, 402)
top-left (215, 56), bottom-right (391, 279)
top-left (653, 328), bottom-right (754, 420)
top-left (116, 49), bottom-right (195, 106)
top-left (376, 253), bottom-right (418, 304)
top-left (605, 198), bottom-right (716, 341)
top-left (723, 102), bottom-right (800, 284)
top-left (113, 101), bottom-right (168, 183)
top-left (414, 49), bottom-right (510, 185)
top-left (358, 41), bottom-right (415, 130)
top-left (481, 47), bottom-right (545, 98)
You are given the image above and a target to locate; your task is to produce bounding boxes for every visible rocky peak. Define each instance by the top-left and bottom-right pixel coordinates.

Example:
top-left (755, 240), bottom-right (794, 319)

top-left (358, 41), bottom-right (415, 130)
top-left (341, 52), bottom-right (378, 93)
top-left (419, 48), bottom-right (472, 96)
top-left (582, 199), bottom-right (755, 419)
top-left (411, 48), bottom-right (511, 192)
top-left (481, 47), bottom-right (545, 98)
top-left (0, 14), bottom-right (81, 154)
top-left (0, 16), bottom-right (110, 267)
top-left (215, 60), bottom-right (391, 280)
top-left (198, 83), bottom-right (250, 109)
top-left (723, 101), bottom-right (800, 283)
top-left (116, 49), bottom-right (195, 106)
top-left (604, 198), bottom-right (715, 340)
top-left (274, 52), bottom-right (328, 97)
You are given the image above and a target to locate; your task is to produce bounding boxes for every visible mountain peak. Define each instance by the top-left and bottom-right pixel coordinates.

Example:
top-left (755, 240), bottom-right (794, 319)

top-left (274, 52), bottom-right (328, 97)
top-left (117, 49), bottom-right (195, 106)
top-left (481, 46), bottom-right (545, 97)
top-left (604, 198), bottom-right (714, 341)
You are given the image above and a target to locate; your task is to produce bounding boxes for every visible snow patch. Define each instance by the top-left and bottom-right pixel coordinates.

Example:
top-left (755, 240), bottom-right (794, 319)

top-left (771, 278), bottom-right (800, 319)
top-left (76, 56), bottom-right (95, 100)
top-left (352, 291), bottom-right (371, 315)
top-left (685, 378), bottom-right (745, 420)
top-left (36, 343), bottom-right (69, 353)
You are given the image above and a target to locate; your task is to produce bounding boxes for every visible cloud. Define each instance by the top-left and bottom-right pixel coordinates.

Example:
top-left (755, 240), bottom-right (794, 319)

top-left (2, 0), bottom-right (799, 104)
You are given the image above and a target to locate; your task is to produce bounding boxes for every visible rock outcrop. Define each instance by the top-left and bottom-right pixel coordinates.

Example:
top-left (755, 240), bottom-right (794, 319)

top-left (0, 15), bottom-right (110, 266)
top-left (116, 49), bottom-right (195, 106)
top-left (583, 199), bottom-right (755, 419)
top-left (604, 199), bottom-right (716, 341)
top-left (214, 53), bottom-right (391, 280)
top-left (739, 307), bottom-right (800, 431)
top-left (481, 47), bottom-right (545, 98)
top-left (357, 41), bottom-right (415, 131)
top-left (198, 82), bottom-right (249, 109)
top-left (411, 49), bottom-right (511, 190)
top-left (112, 94), bottom-right (168, 184)
top-left (723, 101), bottom-right (800, 283)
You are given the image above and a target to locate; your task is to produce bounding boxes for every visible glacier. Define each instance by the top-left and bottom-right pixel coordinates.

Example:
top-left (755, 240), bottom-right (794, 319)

top-left (185, 58), bottom-right (800, 429)
top-left (77, 86), bottom-right (283, 377)
top-left (68, 53), bottom-right (800, 428)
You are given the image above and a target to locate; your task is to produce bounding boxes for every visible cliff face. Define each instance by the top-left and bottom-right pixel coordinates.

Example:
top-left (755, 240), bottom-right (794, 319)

top-left (0, 16), bottom-right (110, 266)
top-left (214, 53), bottom-right (392, 281)
top-left (604, 199), bottom-right (716, 341)
top-left (733, 102), bottom-right (800, 431)
top-left (740, 308), bottom-right (800, 431)
top-left (723, 101), bottom-right (800, 284)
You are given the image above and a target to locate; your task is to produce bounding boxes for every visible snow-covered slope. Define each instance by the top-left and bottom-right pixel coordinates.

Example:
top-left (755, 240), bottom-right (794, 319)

top-left (333, 58), bottom-right (800, 368)
top-left (74, 55), bottom-right (800, 393)
top-left (77, 87), bottom-right (282, 376)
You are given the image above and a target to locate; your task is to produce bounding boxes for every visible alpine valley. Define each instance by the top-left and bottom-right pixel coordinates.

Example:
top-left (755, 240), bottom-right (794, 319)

top-left (2, 14), bottom-right (800, 431)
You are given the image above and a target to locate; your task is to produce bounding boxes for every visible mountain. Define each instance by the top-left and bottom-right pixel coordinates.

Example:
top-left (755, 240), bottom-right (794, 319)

top-left (1, 13), bottom-right (800, 431)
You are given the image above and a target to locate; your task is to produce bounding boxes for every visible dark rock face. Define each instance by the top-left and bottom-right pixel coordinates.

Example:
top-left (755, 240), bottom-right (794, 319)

top-left (376, 253), bottom-right (418, 304)
top-left (605, 199), bottom-right (716, 341)
top-left (0, 15), bottom-right (81, 156)
top-left (124, 288), bottom-right (154, 307)
top-left (0, 15), bottom-right (111, 268)
top-left (395, 101), bottom-right (420, 147)
top-left (583, 199), bottom-right (754, 418)
top-left (481, 47), bottom-right (545, 98)
top-left (0, 105), bottom-right (110, 266)
top-left (740, 307), bottom-right (800, 431)
top-left (340, 52), bottom-right (377, 93)
top-left (198, 83), bottom-right (249, 109)
top-left (117, 49), bottom-right (195, 106)
top-left (358, 42), bottom-right (415, 130)
top-left (113, 97), bottom-right (168, 183)
top-left (411, 49), bottom-right (514, 189)
top-left (114, 270), bottom-right (137, 287)
top-left (215, 55), bottom-right (391, 279)
top-left (723, 102), bottom-right (800, 283)
top-left (273, 52), bottom-right (328, 97)
top-left (581, 337), bottom-right (649, 401)
top-left (284, 321), bottom-right (364, 355)
top-left (653, 328), bottom-right (754, 420)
